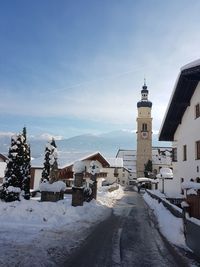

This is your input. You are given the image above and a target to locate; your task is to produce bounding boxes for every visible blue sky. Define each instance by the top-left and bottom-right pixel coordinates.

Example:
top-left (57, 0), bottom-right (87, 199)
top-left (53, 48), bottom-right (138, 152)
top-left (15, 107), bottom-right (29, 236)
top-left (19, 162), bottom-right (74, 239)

top-left (0, 0), bottom-right (200, 139)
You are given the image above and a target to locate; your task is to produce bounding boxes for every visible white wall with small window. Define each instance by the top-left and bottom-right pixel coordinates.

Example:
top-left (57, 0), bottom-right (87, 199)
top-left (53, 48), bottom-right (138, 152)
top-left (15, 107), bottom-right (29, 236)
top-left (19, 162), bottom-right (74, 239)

top-left (173, 82), bottom-right (200, 193)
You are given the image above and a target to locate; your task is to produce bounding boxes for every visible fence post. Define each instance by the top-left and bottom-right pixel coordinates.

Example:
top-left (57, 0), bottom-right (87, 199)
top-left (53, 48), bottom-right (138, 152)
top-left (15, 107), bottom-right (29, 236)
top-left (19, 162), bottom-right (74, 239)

top-left (72, 172), bottom-right (84, 207)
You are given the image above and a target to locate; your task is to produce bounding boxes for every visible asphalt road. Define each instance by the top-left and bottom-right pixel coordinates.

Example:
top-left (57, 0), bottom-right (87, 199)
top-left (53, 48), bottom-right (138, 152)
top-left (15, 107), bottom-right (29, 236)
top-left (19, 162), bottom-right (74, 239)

top-left (64, 189), bottom-right (191, 267)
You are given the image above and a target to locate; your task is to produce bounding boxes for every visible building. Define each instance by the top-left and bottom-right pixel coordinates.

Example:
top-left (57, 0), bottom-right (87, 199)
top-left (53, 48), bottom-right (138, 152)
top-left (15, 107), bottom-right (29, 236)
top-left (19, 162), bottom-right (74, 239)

top-left (31, 151), bottom-right (110, 190)
top-left (116, 147), bottom-right (172, 184)
top-left (0, 154), bottom-right (7, 184)
top-left (159, 59), bottom-right (200, 195)
top-left (116, 149), bottom-right (136, 181)
top-left (105, 158), bottom-right (130, 186)
top-left (116, 82), bottom-right (172, 184)
top-left (136, 82), bottom-right (153, 177)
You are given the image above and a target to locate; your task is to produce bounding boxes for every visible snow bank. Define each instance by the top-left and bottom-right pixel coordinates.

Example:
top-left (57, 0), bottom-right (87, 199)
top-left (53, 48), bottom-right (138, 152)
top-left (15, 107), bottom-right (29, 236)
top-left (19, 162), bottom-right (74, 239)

top-left (143, 192), bottom-right (186, 248)
top-left (39, 181), bottom-right (66, 192)
top-left (97, 184), bottom-right (124, 207)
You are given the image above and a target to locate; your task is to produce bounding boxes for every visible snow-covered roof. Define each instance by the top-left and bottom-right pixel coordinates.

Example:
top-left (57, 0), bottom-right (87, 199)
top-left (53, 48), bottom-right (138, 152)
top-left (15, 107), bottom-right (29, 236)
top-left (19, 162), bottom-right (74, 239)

top-left (156, 167), bottom-right (173, 178)
top-left (181, 59), bottom-right (200, 71)
top-left (31, 151), bottom-right (109, 169)
top-left (137, 177), bottom-right (159, 184)
top-left (107, 158), bottom-right (123, 168)
top-left (159, 59), bottom-right (200, 141)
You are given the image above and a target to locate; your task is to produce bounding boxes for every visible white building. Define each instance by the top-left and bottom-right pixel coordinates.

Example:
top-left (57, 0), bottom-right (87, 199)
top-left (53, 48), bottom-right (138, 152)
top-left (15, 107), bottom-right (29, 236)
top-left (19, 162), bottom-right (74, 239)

top-left (116, 149), bottom-right (137, 181)
top-left (105, 158), bottom-right (130, 186)
top-left (159, 59), bottom-right (200, 196)
top-left (0, 154), bottom-right (7, 185)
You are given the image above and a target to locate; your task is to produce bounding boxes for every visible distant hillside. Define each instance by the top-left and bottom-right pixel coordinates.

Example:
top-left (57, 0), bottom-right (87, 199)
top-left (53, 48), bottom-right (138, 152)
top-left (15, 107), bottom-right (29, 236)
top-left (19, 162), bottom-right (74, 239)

top-left (0, 130), bottom-right (171, 158)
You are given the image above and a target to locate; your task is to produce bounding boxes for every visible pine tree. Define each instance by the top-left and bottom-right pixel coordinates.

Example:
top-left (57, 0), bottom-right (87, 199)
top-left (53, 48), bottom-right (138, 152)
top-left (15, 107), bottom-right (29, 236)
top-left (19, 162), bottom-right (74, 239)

top-left (41, 138), bottom-right (58, 183)
top-left (1, 135), bottom-right (23, 201)
top-left (1, 128), bottom-right (31, 202)
top-left (21, 127), bottom-right (31, 200)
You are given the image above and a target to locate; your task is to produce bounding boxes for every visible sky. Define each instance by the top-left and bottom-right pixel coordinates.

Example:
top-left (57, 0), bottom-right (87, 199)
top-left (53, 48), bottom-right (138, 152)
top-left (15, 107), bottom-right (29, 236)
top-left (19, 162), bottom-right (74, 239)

top-left (0, 0), bottom-right (200, 139)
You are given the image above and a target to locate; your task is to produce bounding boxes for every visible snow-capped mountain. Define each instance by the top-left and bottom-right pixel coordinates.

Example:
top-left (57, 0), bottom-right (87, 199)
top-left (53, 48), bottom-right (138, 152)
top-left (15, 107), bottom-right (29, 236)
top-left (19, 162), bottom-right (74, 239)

top-left (0, 130), bottom-right (171, 158)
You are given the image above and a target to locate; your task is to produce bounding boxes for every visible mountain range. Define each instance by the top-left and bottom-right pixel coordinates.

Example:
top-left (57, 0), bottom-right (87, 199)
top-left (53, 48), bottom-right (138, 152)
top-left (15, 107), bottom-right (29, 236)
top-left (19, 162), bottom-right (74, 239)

top-left (0, 130), bottom-right (171, 158)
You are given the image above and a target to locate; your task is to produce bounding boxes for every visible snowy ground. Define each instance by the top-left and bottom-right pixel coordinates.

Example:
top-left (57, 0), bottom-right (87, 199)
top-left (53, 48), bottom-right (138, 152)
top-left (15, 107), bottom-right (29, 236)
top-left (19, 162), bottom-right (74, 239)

top-left (0, 185), bottom-right (124, 267)
top-left (143, 192), bottom-right (187, 248)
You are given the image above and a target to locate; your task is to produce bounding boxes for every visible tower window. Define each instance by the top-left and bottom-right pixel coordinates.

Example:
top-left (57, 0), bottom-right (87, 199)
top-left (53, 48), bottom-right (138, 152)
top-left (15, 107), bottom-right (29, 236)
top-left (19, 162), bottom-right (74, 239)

top-left (142, 123), bottom-right (147, 132)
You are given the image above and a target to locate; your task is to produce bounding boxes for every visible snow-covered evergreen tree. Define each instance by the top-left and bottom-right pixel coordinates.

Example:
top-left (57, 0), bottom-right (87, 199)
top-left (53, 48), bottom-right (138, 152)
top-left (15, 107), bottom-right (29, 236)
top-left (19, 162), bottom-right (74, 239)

top-left (41, 138), bottom-right (58, 183)
top-left (1, 128), bottom-right (31, 202)
top-left (21, 127), bottom-right (31, 200)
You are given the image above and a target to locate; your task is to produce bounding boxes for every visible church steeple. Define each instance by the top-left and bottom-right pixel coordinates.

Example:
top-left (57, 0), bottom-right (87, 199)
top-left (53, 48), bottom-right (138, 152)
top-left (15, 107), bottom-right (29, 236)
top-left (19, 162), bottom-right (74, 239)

top-left (137, 81), bottom-right (152, 108)
top-left (136, 81), bottom-right (153, 178)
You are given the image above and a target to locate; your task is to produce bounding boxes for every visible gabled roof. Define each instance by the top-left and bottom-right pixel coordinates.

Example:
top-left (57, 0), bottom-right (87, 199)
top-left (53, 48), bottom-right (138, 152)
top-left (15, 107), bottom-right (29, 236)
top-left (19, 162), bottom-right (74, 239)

top-left (31, 151), bottom-right (110, 169)
top-left (159, 59), bottom-right (200, 141)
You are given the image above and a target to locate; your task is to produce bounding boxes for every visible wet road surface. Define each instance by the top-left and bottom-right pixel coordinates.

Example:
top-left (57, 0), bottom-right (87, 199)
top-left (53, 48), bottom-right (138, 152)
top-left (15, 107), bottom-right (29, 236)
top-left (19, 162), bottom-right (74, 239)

top-left (64, 189), bottom-right (191, 267)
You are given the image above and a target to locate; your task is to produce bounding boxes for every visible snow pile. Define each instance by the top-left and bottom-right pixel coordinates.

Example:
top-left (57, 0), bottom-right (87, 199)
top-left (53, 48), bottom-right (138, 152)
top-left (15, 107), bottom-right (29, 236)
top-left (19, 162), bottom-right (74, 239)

top-left (0, 185), bottom-right (124, 266)
top-left (97, 184), bottom-right (124, 207)
top-left (7, 186), bottom-right (21, 193)
top-left (182, 181), bottom-right (200, 190)
top-left (156, 167), bottom-right (173, 179)
top-left (187, 189), bottom-right (197, 195)
top-left (143, 192), bottom-right (186, 248)
top-left (137, 177), bottom-right (159, 184)
top-left (73, 160), bottom-right (85, 173)
top-left (39, 181), bottom-right (66, 192)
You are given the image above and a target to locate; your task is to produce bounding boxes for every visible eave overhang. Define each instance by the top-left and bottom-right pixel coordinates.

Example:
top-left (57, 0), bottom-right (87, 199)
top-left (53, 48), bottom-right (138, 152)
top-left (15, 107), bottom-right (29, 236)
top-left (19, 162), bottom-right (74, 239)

top-left (159, 64), bottom-right (200, 141)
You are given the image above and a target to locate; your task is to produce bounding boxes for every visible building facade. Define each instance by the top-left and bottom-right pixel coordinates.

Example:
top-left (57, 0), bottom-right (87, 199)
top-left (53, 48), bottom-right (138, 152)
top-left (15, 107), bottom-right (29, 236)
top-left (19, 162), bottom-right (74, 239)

top-left (159, 59), bottom-right (200, 196)
top-left (136, 82), bottom-right (153, 177)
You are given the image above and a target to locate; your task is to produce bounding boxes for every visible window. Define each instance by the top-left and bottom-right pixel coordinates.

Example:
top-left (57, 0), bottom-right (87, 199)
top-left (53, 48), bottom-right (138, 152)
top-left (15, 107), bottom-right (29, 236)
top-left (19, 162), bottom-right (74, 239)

top-left (172, 147), bottom-right (177, 162)
top-left (196, 141), bottom-right (200, 160)
top-left (181, 178), bottom-right (184, 194)
top-left (195, 103), bottom-right (200, 119)
top-left (142, 123), bottom-right (147, 131)
top-left (183, 145), bottom-right (187, 161)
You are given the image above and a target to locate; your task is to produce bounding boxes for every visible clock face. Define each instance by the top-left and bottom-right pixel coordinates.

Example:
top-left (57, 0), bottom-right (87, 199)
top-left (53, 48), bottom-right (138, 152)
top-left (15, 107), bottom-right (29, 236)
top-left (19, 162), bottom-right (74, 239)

top-left (141, 132), bottom-right (148, 139)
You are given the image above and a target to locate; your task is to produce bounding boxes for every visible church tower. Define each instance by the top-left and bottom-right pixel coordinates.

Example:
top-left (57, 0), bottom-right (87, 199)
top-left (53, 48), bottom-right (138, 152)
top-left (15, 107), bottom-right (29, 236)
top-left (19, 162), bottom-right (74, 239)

top-left (136, 81), bottom-right (152, 177)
